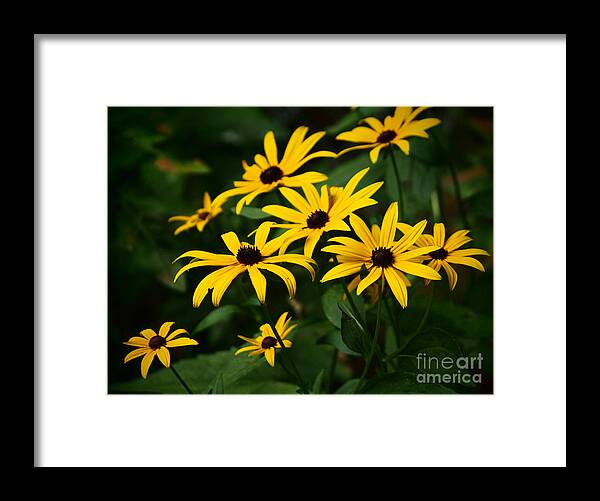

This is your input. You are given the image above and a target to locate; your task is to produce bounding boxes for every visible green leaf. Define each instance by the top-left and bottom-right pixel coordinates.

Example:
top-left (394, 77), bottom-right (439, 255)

top-left (312, 369), bottom-right (326, 394)
top-left (192, 305), bottom-right (241, 335)
top-left (362, 371), bottom-right (456, 394)
top-left (209, 373), bottom-right (225, 394)
top-left (232, 206), bottom-right (269, 219)
top-left (335, 379), bottom-right (361, 394)
top-left (318, 329), bottom-right (360, 356)
top-left (339, 307), bottom-right (370, 356)
top-left (321, 284), bottom-right (344, 328)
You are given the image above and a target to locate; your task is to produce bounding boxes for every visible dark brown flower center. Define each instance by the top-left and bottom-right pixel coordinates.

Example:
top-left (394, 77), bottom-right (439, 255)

top-left (149, 335), bottom-right (167, 350)
top-left (306, 210), bottom-right (329, 229)
top-left (377, 130), bottom-right (397, 143)
top-left (371, 247), bottom-right (394, 268)
top-left (261, 336), bottom-right (278, 349)
top-left (196, 211), bottom-right (210, 220)
top-left (236, 245), bottom-right (263, 265)
top-left (429, 248), bottom-right (448, 260)
top-left (259, 166), bottom-right (284, 184)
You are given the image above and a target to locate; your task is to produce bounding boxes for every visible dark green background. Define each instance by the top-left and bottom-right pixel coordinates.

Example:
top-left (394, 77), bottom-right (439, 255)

top-left (108, 107), bottom-right (493, 394)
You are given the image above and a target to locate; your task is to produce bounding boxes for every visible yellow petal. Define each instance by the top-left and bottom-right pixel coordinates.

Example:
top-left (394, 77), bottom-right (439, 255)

top-left (211, 265), bottom-right (246, 306)
top-left (140, 329), bottom-right (156, 340)
top-left (369, 143), bottom-right (386, 164)
top-left (321, 244), bottom-right (369, 260)
top-left (441, 261), bottom-right (458, 290)
top-left (235, 345), bottom-right (260, 356)
top-left (384, 268), bottom-right (408, 308)
top-left (140, 351), bottom-right (156, 379)
top-left (390, 107), bottom-right (412, 128)
top-left (158, 321), bottom-right (175, 338)
top-left (279, 187), bottom-right (312, 214)
top-left (166, 337), bottom-right (199, 348)
top-left (263, 130), bottom-right (278, 166)
top-left (321, 262), bottom-right (363, 282)
top-left (393, 139), bottom-right (410, 155)
top-left (326, 236), bottom-right (370, 256)
top-left (301, 182), bottom-right (321, 209)
top-left (303, 229), bottom-right (323, 258)
top-left (247, 266), bottom-right (267, 303)
top-left (275, 312), bottom-right (289, 333)
top-left (263, 254), bottom-right (316, 280)
top-left (280, 126), bottom-right (309, 166)
top-left (289, 150), bottom-right (337, 173)
top-left (361, 116), bottom-right (384, 132)
top-left (445, 255), bottom-right (486, 272)
top-left (221, 232), bottom-right (242, 255)
top-left (392, 219), bottom-right (428, 253)
top-left (124, 336), bottom-right (149, 347)
top-left (258, 263), bottom-right (297, 298)
top-left (264, 347), bottom-right (276, 367)
top-left (349, 213), bottom-right (377, 249)
top-left (450, 248), bottom-right (490, 257)
top-left (357, 266), bottom-right (382, 295)
top-left (124, 347), bottom-right (149, 363)
top-left (393, 260), bottom-right (441, 280)
top-left (433, 223), bottom-right (446, 247)
top-left (166, 328), bottom-right (188, 341)
top-left (192, 266), bottom-right (237, 308)
top-left (156, 346), bottom-right (170, 368)
top-left (262, 205), bottom-right (306, 224)
top-left (336, 126), bottom-right (378, 143)
top-left (254, 221), bottom-right (274, 249)
top-left (379, 202), bottom-right (398, 247)
top-left (336, 143), bottom-right (376, 158)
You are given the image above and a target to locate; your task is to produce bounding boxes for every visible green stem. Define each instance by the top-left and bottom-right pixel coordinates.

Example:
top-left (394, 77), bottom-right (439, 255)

top-left (389, 148), bottom-right (405, 221)
top-left (353, 277), bottom-right (385, 394)
top-left (170, 366), bottom-right (193, 394)
top-left (386, 283), bottom-right (435, 361)
top-left (259, 302), bottom-right (310, 394)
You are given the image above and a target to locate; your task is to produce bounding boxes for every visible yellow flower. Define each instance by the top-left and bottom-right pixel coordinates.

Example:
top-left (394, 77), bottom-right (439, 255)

top-left (320, 202), bottom-right (442, 307)
top-left (213, 126), bottom-right (335, 214)
top-left (345, 223), bottom-right (411, 303)
top-left (168, 192), bottom-right (223, 235)
top-left (261, 168), bottom-right (383, 258)
top-left (234, 312), bottom-right (296, 367)
top-left (173, 222), bottom-right (316, 307)
top-left (123, 322), bottom-right (198, 379)
top-left (398, 222), bottom-right (490, 290)
top-left (336, 107), bottom-right (441, 164)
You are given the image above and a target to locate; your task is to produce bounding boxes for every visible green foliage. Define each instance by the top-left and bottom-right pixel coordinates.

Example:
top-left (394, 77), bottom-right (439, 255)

top-left (339, 308), bottom-right (371, 356)
top-left (192, 305), bottom-right (241, 335)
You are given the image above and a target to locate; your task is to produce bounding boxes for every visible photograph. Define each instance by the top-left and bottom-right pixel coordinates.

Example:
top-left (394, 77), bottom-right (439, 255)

top-left (108, 106), bottom-right (494, 395)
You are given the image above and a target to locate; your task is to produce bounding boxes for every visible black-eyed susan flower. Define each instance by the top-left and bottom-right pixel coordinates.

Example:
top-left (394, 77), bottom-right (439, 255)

top-left (234, 312), bottom-right (296, 367)
top-left (261, 167), bottom-right (383, 258)
top-left (168, 191), bottom-right (223, 235)
top-left (213, 126), bottom-right (335, 214)
top-left (321, 202), bottom-right (442, 307)
top-left (174, 222), bottom-right (316, 307)
top-left (345, 223), bottom-right (411, 303)
top-left (398, 222), bottom-right (489, 290)
top-left (336, 107), bottom-right (441, 164)
top-left (123, 322), bottom-right (198, 379)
